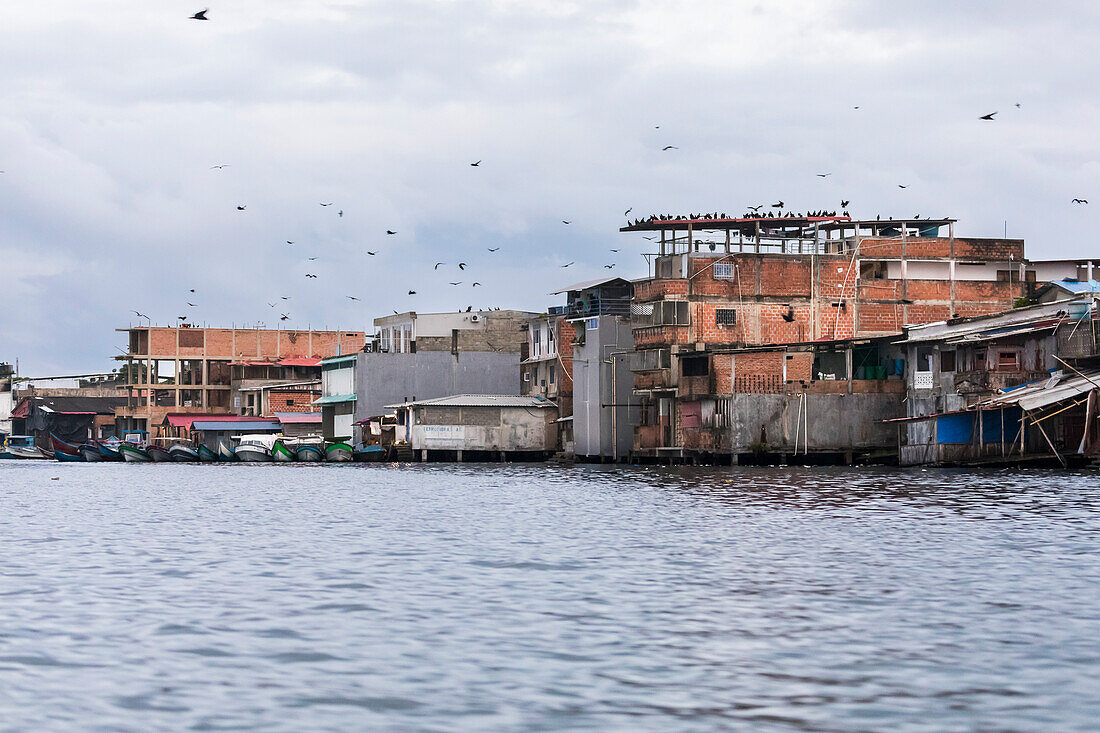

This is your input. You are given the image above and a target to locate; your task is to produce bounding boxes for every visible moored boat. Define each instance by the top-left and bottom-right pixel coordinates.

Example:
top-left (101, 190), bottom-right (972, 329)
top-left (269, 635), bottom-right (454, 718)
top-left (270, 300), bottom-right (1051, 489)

top-left (97, 442), bottom-right (123, 461)
top-left (234, 434), bottom-right (276, 462)
top-left (325, 441), bottom-right (353, 462)
top-left (353, 444), bottom-right (387, 462)
top-left (272, 438), bottom-right (296, 462)
top-left (2, 436), bottom-right (50, 459)
top-left (50, 434), bottom-right (82, 457)
top-left (146, 445), bottom-right (173, 462)
top-left (79, 444), bottom-right (104, 462)
top-left (294, 435), bottom-right (325, 462)
top-left (168, 444), bottom-right (200, 462)
top-left (217, 441), bottom-right (237, 461)
top-left (197, 444), bottom-right (218, 462)
top-left (119, 444), bottom-right (152, 462)
top-left (54, 450), bottom-right (85, 462)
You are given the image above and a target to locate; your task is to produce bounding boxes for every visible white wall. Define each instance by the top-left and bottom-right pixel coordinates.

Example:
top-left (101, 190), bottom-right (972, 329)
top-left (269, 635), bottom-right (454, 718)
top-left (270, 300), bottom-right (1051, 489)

top-left (323, 366), bottom-right (354, 396)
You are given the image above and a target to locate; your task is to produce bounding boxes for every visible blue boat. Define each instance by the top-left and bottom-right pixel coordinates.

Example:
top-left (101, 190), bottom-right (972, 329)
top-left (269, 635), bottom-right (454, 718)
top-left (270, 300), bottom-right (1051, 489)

top-left (54, 450), bottom-right (85, 462)
top-left (353, 444), bottom-right (387, 462)
top-left (98, 442), bottom-right (123, 461)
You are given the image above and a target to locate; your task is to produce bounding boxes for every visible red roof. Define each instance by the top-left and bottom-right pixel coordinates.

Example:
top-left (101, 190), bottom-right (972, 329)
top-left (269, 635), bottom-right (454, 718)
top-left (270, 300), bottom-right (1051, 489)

top-left (278, 357), bottom-right (322, 367)
top-left (10, 399), bottom-right (30, 419)
top-left (166, 414), bottom-right (274, 429)
top-left (275, 412), bottom-right (322, 424)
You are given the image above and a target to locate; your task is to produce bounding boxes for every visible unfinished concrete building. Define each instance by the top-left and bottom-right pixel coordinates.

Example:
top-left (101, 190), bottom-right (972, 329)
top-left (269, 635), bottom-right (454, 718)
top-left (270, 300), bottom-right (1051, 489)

top-left (620, 214), bottom-right (1031, 461)
top-left (115, 325), bottom-right (365, 436)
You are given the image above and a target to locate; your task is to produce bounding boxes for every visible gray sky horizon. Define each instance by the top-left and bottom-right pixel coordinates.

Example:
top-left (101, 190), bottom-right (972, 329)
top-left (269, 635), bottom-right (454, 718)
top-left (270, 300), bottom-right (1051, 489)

top-left (3, 0), bottom-right (1099, 376)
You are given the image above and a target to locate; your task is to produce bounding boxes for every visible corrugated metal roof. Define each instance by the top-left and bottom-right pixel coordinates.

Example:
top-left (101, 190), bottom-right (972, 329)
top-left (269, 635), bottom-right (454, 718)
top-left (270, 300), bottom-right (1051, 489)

top-left (275, 412), bottom-right (322, 424)
top-left (982, 370), bottom-right (1100, 411)
top-left (1048, 279), bottom-right (1100, 294)
top-left (549, 277), bottom-right (630, 295)
top-left (192, 420), bottom-right (281, 432)
top-left (385, 394), bottom-right (555, 409)
top-left (166, 414), bottom-right (271, 428)
top-left (321, 355), bottom-right (358, 368)
top-left (312, 393), bottom-right (356, 405)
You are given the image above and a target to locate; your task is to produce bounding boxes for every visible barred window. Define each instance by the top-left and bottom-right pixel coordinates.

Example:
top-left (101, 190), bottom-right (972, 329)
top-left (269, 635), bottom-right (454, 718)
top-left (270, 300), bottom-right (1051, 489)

top-left (713, 262), bottom-right (735, 279)
top-left (716, 308), bottom-right (737, 326)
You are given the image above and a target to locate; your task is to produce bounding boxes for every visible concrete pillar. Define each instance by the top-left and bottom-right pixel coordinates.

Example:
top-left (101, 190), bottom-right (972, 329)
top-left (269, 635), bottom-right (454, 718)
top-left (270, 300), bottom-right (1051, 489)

top-left (456, 450), bottom-right (463, 462)
top-left (421, 449), bottom-right (428, 462)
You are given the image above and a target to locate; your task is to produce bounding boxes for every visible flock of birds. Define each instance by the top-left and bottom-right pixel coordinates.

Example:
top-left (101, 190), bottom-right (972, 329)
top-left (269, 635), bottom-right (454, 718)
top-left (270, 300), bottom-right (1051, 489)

top-left (104, 10), bottom-right (1083, 327)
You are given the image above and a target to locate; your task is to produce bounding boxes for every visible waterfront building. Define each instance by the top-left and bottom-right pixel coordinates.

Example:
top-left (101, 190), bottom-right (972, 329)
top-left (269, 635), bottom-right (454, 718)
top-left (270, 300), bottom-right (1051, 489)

top-left (0, 363), bottom-right (13, 438)
top-left (316, 310), bottom-right (537, 443)
top-left (548, 278), bottom-right (638, 461)
top-left (892, 294), bottom-right (1100, 466)
top-left (10, 393), bottom-right (126, 447)
top-left (387, 394), bottom-right (559, 462)
top-left (618, 213), bottom-right (1051, 461)
top-left (114, 324), bottom-right (364, 437)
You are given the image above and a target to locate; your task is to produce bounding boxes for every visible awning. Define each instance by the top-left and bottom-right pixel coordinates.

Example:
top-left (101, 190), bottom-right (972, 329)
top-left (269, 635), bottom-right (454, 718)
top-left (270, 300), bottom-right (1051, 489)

top-left (983, 371), bottom-right (1100, 411)
top-left (10, 400), bottom-right (30, 419)
top-left (278, 357), bottom-right (322, 367)
top-left (312, 393), bottom-right (356, 405)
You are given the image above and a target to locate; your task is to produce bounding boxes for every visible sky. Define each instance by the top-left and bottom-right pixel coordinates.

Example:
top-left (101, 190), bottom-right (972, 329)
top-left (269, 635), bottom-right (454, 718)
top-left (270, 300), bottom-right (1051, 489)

top-left (3, 0), bottom-right (1100, 376)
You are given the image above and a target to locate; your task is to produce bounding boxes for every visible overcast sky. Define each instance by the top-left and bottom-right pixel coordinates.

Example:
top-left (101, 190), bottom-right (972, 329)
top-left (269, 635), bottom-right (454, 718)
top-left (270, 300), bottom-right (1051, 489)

top-left (3, 1), bottom-right (1099, 375)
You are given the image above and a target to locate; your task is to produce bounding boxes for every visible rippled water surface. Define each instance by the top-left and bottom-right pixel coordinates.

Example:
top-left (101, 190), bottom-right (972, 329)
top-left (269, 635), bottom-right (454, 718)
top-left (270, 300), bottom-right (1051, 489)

top-left (2, 463), bottom-right (1100, 731)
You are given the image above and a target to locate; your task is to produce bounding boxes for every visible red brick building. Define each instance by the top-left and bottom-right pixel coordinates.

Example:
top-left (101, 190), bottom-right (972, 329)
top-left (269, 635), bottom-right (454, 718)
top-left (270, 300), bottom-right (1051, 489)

top-left (622, 214), bottom-right (1029, 459)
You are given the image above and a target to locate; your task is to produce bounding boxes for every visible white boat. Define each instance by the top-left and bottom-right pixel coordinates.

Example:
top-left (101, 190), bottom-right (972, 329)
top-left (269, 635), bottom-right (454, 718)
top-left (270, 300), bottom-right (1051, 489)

top-left (2, 436), bottom-right (49, 460)
top-left (234, 434), bottom-right (278, 462)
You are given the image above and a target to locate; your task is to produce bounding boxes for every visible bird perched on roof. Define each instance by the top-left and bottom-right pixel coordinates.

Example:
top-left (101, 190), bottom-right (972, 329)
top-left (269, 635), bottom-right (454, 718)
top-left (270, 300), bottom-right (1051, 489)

top-left (466, 306), bottom-right (473, 312)
top-left (189, 9), bottom-right (208, 20)
top-left (979, 112), bottom-right (997, 120)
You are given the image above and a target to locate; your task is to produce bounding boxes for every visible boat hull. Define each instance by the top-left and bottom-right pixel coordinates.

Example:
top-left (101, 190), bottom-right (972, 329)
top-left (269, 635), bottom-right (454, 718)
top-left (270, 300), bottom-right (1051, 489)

top-left (51, 435), bottom-right (81, 457)
top-left (169, 445), bottom-right (200, 462)
top-left (79, 445), bottom-right (104, 462)
top-left (146, 446), bottom-right (173, 462)
top-left (295, 446), bottom-right (324, 462)
top-left (119, 445), bottom-right (151, 462)
top-left (326, 443), bottom-right (354, 462)
top-left (272, 440), bottom-right (296, 462)
top-left (98, 444), bottom-right (123, 461)
top-left (217, 442), bottom-right (237, 462)
top-left (353, 446), bottom-right (387, 462)
top-left (54, 450), bottom-right (85, 462)
top-left (197, 445), bottom-right (218, 462)
top-left (9, 446), bottom-right (49, 459)
top-left (235, 446), bottom-right (272, 462)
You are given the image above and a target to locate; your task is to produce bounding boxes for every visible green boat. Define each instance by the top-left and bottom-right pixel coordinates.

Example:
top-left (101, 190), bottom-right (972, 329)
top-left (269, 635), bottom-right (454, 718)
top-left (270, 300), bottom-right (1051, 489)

top-left (325, 442), bottom-right (353, 462)
top-left (197, 444), bottom-right (218, 462)
top-left (119, 444), bottom-right (151, 462)
top-left (272, 439), bottom-right (296, 462)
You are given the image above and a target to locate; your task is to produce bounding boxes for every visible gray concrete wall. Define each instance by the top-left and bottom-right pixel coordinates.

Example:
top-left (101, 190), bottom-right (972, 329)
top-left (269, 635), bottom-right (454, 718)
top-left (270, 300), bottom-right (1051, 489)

top-left (573, 316), bottom-right (638, 459)
top-left (354, 350), bottom-right (521, 419)
top-left (730, 392), bottom-right (904, 452)
top-left (410, 405), bottom-right (557, 451)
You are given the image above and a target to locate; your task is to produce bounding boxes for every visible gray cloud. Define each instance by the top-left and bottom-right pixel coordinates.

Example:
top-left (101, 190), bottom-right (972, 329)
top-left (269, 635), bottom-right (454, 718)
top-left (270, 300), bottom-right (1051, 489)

top-left (1, 0), bottom-right (1098, 374)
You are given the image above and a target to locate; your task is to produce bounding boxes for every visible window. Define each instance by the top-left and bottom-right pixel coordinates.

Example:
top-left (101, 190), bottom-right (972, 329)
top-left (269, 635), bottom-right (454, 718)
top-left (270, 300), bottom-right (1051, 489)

top-left (859, 261), bottom-right (888, 280)
top-left (997, 351), bottom-right (1020, 371)
top-left (940, 350), bottom-right (956, 373)
top-left (716, 308), bottom-right (737, 326)
top-left (380, 329), bottom-right (390, 352)
top-left (713, 262), bottom-right (735, 279)
top-left (635, 349), bottom-right (671, 370)
top-left (533, 326), bottom-right (540, 357)
top-left (651, 301), bottom-right (690, 326)
top-left (286, 399), bottom-right (294, 407)
top-left (549, 364), bottom-right (556, 384)
top-left (523, 371), bottom-right (531, 382)
top-left (681, 356), bottom-right (709, 377)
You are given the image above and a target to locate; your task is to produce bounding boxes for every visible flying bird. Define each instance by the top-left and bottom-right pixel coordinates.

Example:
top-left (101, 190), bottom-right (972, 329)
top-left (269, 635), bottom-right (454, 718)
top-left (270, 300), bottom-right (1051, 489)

top-left (458, 262), bottom-right (467, 270)
top-left (472, 282), bottom-right (481, 287)
top-left (286, 241), bottom-right (294, 245)
top-left (338, 210), bottom-right (343, 218)
top-left (979, 112), bottom-right (997, 121)
top-left (366, 251), bottom-right (377, 256)
top-left (236, 205), bottom-right (246, 210)
top-left (624, 208), bottom-right (632, 217)
top-left (320, 202), bottom-right (333, 206)
top-left (386, 230), bottom-right (397, 235)
top-left (470, 160), bottom-right (481, 167)
top-left (281, 296), bottom-right (290, 300)
top-left (177, 316), bottom-right (188, 322)
top-left (661, 145), bottom-right (678, 151)
top-left (642, 236), bottom-right (655, 241)
top-left (347, 296), bottom-right (360, 301)
top-left (187, 302), bottom-right (197, 307)
top-left (1073, 198), bottom-right (1088, 204)
top-left (610, 248), bottom-right (620, 252)
top-left (841, 199), bottom-right (850, 208)
top-left (816, 173), bottom-right (831, 178)
top-left (898, 184), bottom-right (909, 189)
top-left (305, 273), bottom-right (317, 278)
top-left (131, 310), bottom-right (148, 319)
top-left (747, 205), bottom-right (763, 212)
top-left (434, 262), bottom-right (444, 269)
top-left (562, 220), bottom-right (571, 224)
top-left (1015, 102), bottom-right (1021, 108)
top-left (487, 247), bottom-right (499, 252)
top-left (408, 290), bottom-right (416, 295)
top-left (210, 164), bottom-right (228, 169)
top-left (853, 106), bottom-right (860, 110)
top-left (307, 257), bottom-right (318, 260)
top-left (267, 302), bottom-right (276, 308)
top-left (561, 262), bottom-right (574, 268)
top-left (189, 289), bottom-right (195, 293)
top-left (604, 264), bottom-right (615, 269)
top-left (449, 281), bottom-right (462, 286)
top-left (771, 201), bottom-right (784, 208)
top-left (189, 9), bottom-right (208, 20)
top-left (280, 314), bottom-right (290, 321)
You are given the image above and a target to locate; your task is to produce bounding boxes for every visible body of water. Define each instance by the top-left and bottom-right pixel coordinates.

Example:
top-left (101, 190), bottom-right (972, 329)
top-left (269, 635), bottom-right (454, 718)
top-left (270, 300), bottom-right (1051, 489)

top-left (1, 462), bottom-right (1099, 731)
